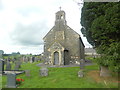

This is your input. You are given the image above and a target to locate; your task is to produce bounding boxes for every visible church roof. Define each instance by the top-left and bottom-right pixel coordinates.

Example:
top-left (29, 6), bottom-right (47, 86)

top-left (43, 26), bottom-right (55, 40)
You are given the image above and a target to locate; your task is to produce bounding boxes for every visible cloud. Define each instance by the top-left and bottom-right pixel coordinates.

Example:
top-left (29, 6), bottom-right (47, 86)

top-left (10, 21), bottom-right (48, 46)
top-left (0, 1), bottom-right (3, 10)
top-left (16, 7), bottom-right (43, 17)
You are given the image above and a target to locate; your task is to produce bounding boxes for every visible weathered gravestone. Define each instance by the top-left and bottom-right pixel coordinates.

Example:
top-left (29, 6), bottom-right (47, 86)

top-left (30, 57), bottom-right (33, 63)
top-left (100, 66), bottom-right (111, 77)
top-left (24, 57), bottom-right (28, 63)
top-left (80, 59), bottom-right (85, 70)
top-left (14, 61), bottom-right (21, 70)
top-left (6, 61), bottom-right (11, 71)
top-left (0, 59), bottom-right (4, 74)
top-left (78, 70), bottom-right (84, 78)
top-left (7, 73), bottom-right (16, 88)
top-left (40, 67), bottom-right (48, 77)
top-left (25, 70), bottom-right (30, 77)
top-left (32, 57), bottom-right (35, 63)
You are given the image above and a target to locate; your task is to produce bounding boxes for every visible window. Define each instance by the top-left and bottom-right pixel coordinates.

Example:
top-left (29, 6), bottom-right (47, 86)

top-left (60, 15), bottom-right (63, 19)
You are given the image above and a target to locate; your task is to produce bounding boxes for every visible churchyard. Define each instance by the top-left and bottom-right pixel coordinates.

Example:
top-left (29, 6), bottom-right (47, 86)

top-left (1, 55), bottom-right (118, 88)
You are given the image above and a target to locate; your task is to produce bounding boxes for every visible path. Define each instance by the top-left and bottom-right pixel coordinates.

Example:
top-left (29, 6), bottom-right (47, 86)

top-left (36, 60), bottom-right (95, 68)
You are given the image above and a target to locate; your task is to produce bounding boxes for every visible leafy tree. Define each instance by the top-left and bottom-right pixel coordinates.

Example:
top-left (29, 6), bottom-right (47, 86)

top-left (81, 2), bottom-right (120, 72)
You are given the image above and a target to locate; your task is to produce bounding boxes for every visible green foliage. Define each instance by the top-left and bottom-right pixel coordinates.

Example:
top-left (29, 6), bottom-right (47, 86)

top-left (81, 2), bottom-right (120, 72)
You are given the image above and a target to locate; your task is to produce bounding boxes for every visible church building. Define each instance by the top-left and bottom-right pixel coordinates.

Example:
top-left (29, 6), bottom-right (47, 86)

top-left (43, 10), bottom-right (85, 65)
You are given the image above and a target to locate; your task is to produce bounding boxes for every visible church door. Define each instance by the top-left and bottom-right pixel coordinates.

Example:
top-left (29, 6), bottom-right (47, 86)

top-left (64, 50), bottom-right (69, 65)
top-left (54, 51), bottom-right (59, 65)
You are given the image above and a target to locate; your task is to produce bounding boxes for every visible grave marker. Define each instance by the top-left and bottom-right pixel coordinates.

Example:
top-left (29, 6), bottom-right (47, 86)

top-left (25, 70), bottom-right (31, 77)
top-left (14, 61), bottom-right (21, 70)
top-left (40, 67), bottom-right (48, 77)
top-left (6, 61), bottom-right (11, 71)
top-left (78, 70), bottom-right (84, 78)
top-left (0, 59), bottom-right (4, 74)
top-left (7, 73), bottom-right (16, 88)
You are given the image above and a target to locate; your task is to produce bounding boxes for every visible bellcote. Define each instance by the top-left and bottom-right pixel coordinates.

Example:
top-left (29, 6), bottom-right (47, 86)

top-left (55, 10), bottom-right (67, 25)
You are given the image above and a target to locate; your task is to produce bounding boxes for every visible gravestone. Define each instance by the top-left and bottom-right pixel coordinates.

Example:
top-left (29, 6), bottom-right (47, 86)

top-left (0, 59), bottom-right (4, 74)
top-left (7, 73), bottom-right (16, 88)
top-left (34, 57), bottom-right (36, 62)
top-left (28, 57), bottom-right (30, 62)
top-left (25, 57), bottom-right (28, 63)
top-left (22, 56), bottom-right (25, 62)
top-left (40, 67), bottom-right (48, 76)
top-left (6, 61), bottom-right (11, 71)
top-left (100, 66), bottom-right (111, 77)
top-left (80, 59), bottom-right (85, 70)
top-left (78, 70), bottom-right (84, 78)
top-left (30, 57), bottom-right (33, 63)
top-left (32, 57), bottom-right (35, 63)
top-left (14, 61), bottom-right (21, 70)
top-left (25, 70), bottom-right (30, 77)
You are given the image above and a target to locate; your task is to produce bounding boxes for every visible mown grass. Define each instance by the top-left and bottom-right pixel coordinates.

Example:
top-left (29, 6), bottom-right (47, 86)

top-left (2, 62), bottom-right (118, 88)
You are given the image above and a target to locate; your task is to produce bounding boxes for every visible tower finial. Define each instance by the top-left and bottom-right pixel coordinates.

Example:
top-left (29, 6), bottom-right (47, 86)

top-left (59, 6), bottom-right (61, 11)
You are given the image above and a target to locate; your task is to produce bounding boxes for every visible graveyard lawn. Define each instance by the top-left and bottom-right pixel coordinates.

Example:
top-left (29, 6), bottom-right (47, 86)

top-left (2, 62), bottom-right (118, 88)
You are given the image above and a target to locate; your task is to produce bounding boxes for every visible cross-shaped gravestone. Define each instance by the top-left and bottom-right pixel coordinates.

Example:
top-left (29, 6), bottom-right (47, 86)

top-left (0, 59), bottom-right (4, 74)
top-left (7, 73), bottom-right (16, 88)
top-left (6, 61), bottom-right (11, 71)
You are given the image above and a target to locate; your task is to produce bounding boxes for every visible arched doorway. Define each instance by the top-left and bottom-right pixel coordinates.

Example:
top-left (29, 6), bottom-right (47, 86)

top-left (54, 51), bottom-right (59, 65)
top-left (64, 50), bottom-right (69, 65)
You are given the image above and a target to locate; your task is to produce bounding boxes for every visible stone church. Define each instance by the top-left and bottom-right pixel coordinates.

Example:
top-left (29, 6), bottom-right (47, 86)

top-left (43, 10), bottom-right (85, 65)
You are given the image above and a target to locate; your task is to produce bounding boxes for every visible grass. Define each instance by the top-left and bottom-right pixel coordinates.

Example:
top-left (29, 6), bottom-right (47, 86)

top-left (2, 62), bottom-right (118, 88)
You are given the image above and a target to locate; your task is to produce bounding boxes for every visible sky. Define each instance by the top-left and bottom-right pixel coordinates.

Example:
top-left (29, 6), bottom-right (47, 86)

top-left (0, 0), bottom-right (92, 55)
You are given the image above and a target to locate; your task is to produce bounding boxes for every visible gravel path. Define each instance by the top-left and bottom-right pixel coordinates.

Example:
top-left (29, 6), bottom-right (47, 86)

top-left (36, 60), bottom-right (95, 68)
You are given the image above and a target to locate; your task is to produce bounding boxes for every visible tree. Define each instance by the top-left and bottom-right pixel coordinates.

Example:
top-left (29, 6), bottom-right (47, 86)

top-left (81, 2), bottom-right (120, 72)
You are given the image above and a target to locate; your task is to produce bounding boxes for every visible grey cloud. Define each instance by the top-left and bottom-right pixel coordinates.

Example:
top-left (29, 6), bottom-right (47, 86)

top-left (10, 21), bottom-right (49, 46)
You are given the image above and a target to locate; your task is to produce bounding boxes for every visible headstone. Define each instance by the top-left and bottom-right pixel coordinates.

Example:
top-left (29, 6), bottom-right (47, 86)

top-left (25, 57), bottom-right (28, 63)
top-left (14, 61), bottom-right (21, 70)
top-left (80, 59), bottom-right (85, 69)
top-left (30, 57), bottom-right (33, 63)
top-left (25, 70), bottom-right (30, 77)
top-left (34, 57), bottom-right (36, 62)
top-left (0, 59), bottom-right (4, 74)
top-left (8, 58), bottom-right (11, 62)
top-left (78, 70), bottom-right (84, 78)
top-left (28, 57), bottom-right (30, 62)
top-left (40, 67), bottom-right (48, 76)
top-left (6, 61), bottom-right (11, 71)
top-left (32, 57), bottom-right (35, 63)
top-left (22, 56), bottom-right (25, 62)
top-left (100, 66), bottom-right (111, 77)
top-left (7, 73), bottom-right (16, 88)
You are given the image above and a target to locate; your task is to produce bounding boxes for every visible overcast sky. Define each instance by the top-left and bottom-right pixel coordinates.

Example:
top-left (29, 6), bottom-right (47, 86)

top-left (0, 0), bottom-right (92, 55)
